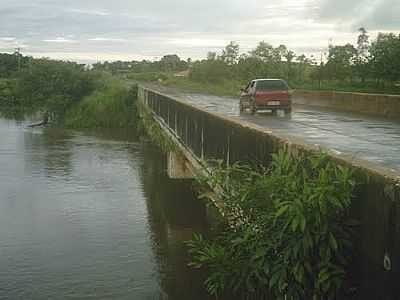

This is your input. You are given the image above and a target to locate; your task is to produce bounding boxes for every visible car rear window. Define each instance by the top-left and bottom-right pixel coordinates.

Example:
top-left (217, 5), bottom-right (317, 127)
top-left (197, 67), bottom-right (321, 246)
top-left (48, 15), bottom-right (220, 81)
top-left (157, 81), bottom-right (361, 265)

top-left (256, 80), bottom-right (288, 90)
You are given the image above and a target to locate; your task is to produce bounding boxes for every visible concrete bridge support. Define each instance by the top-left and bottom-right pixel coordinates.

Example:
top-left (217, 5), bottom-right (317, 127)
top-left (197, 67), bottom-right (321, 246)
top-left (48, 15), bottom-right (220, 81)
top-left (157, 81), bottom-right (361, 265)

top-left (167, 151), bottom-right (195, 179)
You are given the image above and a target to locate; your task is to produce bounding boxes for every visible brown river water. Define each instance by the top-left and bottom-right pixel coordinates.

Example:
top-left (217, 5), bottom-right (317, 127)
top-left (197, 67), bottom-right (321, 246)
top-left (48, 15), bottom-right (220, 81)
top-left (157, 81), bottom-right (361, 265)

top-left (0, 117), bottom-right (213, 300)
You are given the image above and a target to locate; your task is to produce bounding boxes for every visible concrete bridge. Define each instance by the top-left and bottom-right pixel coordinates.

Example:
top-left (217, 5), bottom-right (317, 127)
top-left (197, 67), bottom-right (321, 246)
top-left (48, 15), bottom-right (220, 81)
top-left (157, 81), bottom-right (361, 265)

top-left (138, 83), bottom-right (400, 299)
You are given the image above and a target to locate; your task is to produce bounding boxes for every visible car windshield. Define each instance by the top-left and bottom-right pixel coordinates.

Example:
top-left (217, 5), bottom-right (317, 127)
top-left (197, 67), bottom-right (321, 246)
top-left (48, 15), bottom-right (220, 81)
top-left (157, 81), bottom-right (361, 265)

top-left (256, 80), bottom-right (288, 91)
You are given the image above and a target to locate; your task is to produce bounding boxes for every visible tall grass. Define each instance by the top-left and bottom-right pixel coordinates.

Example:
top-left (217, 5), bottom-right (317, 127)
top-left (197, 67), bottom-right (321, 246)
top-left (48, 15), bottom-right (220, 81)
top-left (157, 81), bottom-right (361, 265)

top-left (64, 77), bottom-right (137, 128)
top-left (162, 76), bottom-right (244, 96)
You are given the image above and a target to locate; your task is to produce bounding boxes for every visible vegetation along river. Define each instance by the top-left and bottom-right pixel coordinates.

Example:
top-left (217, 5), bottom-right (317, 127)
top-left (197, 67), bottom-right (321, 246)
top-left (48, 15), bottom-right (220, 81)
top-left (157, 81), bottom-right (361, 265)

top-left (0, 117), bottom-right (213, 300)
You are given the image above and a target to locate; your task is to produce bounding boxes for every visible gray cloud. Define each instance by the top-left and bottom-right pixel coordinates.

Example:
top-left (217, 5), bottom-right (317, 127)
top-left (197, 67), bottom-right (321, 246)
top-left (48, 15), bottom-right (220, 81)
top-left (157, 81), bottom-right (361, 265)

top-left (0, 0), bottom-right (399, 62)
top-left (317, 0), bottom-right (400, 30)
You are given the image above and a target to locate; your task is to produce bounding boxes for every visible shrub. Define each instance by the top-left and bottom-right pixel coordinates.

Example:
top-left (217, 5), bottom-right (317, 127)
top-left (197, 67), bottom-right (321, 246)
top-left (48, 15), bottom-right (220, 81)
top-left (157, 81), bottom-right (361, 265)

top-left (64, 78), bottom-right (137, 128)
top-left (187, 150), bottom-right (356, 299)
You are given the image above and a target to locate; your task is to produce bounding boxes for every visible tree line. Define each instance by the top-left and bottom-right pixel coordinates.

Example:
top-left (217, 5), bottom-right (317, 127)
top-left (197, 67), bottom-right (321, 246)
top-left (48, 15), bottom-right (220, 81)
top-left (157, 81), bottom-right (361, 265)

top-left (92, 54), bottom-right (189, 74)
top-left (0, 52), bottom-right (94, 119)
top-left (190, 28), bottom-right (400, 92)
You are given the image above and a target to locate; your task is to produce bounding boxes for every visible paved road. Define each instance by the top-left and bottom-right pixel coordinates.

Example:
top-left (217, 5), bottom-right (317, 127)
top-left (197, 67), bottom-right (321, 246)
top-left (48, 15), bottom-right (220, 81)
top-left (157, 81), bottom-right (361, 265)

top-left (147, 84), bottom-right (400, 173)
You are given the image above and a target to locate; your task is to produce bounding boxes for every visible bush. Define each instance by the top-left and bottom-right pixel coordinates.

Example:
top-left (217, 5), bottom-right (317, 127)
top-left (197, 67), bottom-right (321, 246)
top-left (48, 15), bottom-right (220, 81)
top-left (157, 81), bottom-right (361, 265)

top-left (187, 150), bottom-right (356, 299)
top-left (126, 72), bottom-right (168, 82)
top-left (14, 59), bottom-right (95, 119)
top-left (64, 78), bottom-right (137, 128)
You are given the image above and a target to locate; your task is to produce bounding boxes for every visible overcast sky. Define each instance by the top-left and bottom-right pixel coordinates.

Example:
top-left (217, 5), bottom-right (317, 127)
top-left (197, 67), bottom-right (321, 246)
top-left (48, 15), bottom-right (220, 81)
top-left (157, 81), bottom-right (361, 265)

top-left (0, 0), bottom-right (399, 63)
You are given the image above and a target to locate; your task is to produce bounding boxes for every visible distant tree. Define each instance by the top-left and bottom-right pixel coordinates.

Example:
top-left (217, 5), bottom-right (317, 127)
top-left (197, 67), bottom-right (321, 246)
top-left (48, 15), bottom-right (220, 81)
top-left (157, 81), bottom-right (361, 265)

top-left (221, 41), bottom-right (240, 65)
top-left (190, 59), bottom-right (231, 83)
top-left (0, 52), bottom-right (29, 77)
top-left (15, 59), bottom-right (94, 118)
top-left (325, 44), bottom-right (357, 81)
top-left (207, 51), bottom-right (217, 61)
top-left (369, 33), bottom-right (400, 85)
top-left (250, 41), bottom-right (275, 62)
top-left (237, 55), bottom-right (266, 80)
top-left (274, 44), bottom-right (288, 62)
top-left (357, 27), bottom-right (369, 60)
top-left (295, 54), bottom-right (309, 82)
top-left (284, 50), bottom-right (296, 82)
top-left (354, 27), bottom-right (370, 83)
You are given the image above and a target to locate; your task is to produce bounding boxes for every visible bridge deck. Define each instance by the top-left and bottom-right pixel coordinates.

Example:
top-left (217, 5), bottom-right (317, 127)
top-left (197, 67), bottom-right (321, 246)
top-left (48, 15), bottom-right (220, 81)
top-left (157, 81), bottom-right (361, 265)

top-left (142, 83), bottom-right (400, 174)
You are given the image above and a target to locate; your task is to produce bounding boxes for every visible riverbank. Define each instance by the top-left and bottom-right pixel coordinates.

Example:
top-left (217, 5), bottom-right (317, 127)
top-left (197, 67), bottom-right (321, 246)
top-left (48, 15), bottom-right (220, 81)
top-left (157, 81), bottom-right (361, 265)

top-left (1, 63), bottom-right (138, 129)
top-left (64, 77), bottom-right (138, 128)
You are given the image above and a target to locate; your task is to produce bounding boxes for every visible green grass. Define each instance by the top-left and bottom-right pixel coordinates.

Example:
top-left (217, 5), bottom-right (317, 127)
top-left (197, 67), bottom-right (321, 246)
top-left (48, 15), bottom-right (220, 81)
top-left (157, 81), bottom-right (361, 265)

top-left (64, 78), bottom-right (137, 128)
top-left (288, 80), bottom-right (400, 95)
top-left (126, 72), bottom-right (169, 82)
top-left (161, 76), bottom-right (244, 96)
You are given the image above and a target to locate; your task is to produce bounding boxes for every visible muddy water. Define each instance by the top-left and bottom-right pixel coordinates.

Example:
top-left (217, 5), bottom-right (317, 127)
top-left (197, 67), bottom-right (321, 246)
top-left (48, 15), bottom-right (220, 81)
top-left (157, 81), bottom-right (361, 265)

top-left (0, 117), bottom-right (212, 300)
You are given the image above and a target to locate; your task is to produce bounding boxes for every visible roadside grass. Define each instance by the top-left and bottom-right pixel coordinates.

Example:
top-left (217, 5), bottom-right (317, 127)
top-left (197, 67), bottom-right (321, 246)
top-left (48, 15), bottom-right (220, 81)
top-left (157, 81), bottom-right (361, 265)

top-left (161, 76), bottom-right (244, 96)
top-left (286, 80), bottom-right (400, 95)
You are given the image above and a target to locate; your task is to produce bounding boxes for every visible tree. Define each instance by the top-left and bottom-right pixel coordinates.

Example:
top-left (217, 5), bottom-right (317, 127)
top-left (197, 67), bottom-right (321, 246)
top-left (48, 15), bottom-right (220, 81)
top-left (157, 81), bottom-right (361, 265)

top-left (250, 41), bottom-right (275, 62)
top-left (207, 51), bottom-right (217, 61)
top-left (190, 59), bottom-right (231, 83)
top-left (221, 41), bottom-right (240, 65)
top-left (325, 44), bottom-right (357, 81)
top-left (284, 50), bottom-right (296, 82)
top-left (15, 59), bottom-right (94, 118)
top-left (369, 33), bottom-right (400, 85)
top-left (295, 54), bottom-right (312, 83)
top-left (354, 27), bottom-right (370, 83)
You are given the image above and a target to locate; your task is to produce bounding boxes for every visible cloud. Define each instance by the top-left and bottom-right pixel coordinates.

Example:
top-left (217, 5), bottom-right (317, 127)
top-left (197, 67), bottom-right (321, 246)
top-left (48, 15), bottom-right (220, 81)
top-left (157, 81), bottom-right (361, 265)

top-left (0, 37), bottom-right (16, 41)
top-left (43, 37), bottom-right (78, 43)
top-left (66, 8), bottom-right (110, 16)
top-left (316, 0), bottom-right (400, 30)
top-left (88, 37), bottom-right (128, 42)
top-left (0, 0), bottom-right (399, 62)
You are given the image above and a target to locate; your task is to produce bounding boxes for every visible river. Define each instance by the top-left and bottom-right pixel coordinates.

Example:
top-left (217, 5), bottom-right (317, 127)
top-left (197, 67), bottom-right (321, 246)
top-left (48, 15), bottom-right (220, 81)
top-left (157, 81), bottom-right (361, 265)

top-left (0, 117), bottom-right (212, 300)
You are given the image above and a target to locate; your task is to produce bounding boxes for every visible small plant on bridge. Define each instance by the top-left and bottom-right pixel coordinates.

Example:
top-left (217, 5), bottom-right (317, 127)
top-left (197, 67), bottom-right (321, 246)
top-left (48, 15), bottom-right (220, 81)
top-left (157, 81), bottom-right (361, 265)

top-left (187, 150), bottom-right (356, 299)
top-left (136, 101), bottom-right (177, 152)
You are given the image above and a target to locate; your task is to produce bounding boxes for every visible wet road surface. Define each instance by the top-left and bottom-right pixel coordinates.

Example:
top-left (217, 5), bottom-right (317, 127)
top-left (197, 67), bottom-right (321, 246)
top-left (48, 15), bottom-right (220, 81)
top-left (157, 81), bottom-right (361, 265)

top-left (147, 84), bottom-right (400, 173)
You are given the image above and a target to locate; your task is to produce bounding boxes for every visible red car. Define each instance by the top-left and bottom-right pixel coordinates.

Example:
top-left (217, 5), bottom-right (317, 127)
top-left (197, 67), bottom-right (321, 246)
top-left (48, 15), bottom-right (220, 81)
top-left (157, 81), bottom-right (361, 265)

top-left (239, 79), bottom-right (292, 114)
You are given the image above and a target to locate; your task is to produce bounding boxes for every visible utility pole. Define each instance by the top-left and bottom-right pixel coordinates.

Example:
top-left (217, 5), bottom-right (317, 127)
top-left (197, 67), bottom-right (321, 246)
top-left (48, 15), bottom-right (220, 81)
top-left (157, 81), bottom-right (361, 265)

top-left (319, 52), bottom-right (323, 89)
top-left (14, 47), bottom-right (21, 72)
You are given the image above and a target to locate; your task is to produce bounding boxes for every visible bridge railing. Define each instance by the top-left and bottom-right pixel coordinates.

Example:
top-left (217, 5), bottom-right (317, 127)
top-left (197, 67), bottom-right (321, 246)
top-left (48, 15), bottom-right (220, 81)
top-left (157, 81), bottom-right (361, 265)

top-left (141, 86), bottom-right (281, 167)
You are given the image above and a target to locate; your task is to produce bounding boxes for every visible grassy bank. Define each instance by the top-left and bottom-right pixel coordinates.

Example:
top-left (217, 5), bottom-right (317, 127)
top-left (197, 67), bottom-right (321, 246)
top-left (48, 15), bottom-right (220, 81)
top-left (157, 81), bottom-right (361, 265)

top-left (64, 77), bottom-right (138, 128)
top-left (162, 76), bottom-right (243, 96)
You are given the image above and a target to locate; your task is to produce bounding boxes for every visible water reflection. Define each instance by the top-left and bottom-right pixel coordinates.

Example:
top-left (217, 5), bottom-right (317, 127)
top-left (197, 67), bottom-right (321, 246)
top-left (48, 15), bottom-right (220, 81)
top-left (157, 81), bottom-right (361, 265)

top-left (139, 143), bottom-right (211, 300)
top-left (23, 128), bottom-right (74, 178)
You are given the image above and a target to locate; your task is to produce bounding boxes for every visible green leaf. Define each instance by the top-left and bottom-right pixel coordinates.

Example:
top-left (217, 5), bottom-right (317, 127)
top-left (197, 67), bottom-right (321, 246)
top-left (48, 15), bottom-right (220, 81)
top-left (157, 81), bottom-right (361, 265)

top-left (275, 205), bottom-right (289, 218)
top-left (329, 233), bottom-right (338, 250)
